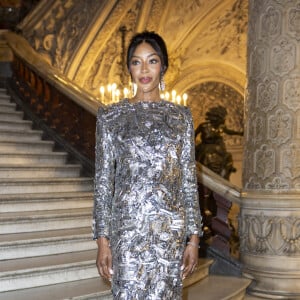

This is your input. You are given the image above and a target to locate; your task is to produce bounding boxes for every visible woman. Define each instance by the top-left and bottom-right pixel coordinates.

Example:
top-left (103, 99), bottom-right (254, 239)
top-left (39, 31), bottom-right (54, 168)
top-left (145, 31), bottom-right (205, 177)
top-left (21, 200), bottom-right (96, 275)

top-left (93, 31), bottom-right (202, 299)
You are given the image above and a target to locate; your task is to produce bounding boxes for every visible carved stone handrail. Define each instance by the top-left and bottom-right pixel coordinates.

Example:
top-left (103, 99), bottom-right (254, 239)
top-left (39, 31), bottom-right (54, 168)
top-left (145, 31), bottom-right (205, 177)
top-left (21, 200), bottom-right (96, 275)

top-left (197, 162), bottom-right (242, 204)
top-left (197, 163), bottom-right (241, 255)
top-left (4, 31), bottom-right (100, 116)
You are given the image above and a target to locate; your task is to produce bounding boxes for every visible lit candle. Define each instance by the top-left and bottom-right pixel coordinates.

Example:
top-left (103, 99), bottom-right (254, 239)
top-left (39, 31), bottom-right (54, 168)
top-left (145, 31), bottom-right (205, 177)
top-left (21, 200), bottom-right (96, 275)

top-left (111, 83), bottom-right (117, 103)
top-left (116, 89), bottom-right (120, 102)
top-left (112, 90), bottom-right (115, 103)
top-left (176, 95), bottom-right (181, 105)
top-left (107, 84), bottom-right (112, 103)
top-left (123, 87), bottom-right (129, 99)
top-left (99, 86), bottom-right (105, 103)
top-left (165, 92), bottom-right (170, 101)
top-left (182, 93), bottom-right (188, 106)
top-left (172, 90), bottom-right (176, 102)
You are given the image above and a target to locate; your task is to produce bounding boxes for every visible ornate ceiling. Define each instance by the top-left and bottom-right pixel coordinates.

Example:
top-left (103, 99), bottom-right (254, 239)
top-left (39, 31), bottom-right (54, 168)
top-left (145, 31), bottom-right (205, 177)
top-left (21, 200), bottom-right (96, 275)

top-left (17, 0), bottom-right (248, 135)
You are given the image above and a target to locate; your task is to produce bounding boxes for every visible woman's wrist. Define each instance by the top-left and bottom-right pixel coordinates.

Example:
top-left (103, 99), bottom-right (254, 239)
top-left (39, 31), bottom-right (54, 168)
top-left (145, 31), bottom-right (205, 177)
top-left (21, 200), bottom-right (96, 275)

top-left (96, 236), bottom-right (110, 247)
top-left (187, 234), bottom-right (200, 248)
top-left (187, 241), bottom-right (200, 248)
top-left (189, 234), bottom-right (200, 242)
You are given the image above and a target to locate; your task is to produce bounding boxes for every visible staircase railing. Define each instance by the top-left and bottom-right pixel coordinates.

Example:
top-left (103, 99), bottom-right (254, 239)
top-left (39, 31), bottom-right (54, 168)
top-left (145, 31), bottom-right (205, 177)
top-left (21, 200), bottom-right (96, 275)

top-left (5, 31), bottom-right (100, 173)
top-left (4, 30), bottom-right (242, 260)
top-left (197, 163), bottom-right (241, 258)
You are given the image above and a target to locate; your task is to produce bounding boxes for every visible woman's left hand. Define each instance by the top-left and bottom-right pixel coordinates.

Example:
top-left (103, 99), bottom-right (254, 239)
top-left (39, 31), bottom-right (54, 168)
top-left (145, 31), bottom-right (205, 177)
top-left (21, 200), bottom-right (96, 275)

top-left (181, 236), bottom-right (199, 280)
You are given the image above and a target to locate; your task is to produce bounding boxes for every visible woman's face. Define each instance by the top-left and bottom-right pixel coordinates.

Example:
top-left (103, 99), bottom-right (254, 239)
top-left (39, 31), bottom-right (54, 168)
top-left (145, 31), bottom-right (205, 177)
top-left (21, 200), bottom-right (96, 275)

top-left (129, 42), bottom-right (162, 97)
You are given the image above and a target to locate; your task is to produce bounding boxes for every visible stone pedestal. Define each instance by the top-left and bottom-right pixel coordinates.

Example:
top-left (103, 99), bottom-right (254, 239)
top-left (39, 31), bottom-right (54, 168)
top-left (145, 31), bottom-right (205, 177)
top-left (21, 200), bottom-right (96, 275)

top-left (240, 192), bottom-right (300, 298)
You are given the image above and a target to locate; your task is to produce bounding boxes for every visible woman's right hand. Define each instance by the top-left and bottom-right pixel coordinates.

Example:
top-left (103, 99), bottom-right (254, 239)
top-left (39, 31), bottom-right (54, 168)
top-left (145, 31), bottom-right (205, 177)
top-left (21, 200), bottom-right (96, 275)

top-left (96, 237), bottom-right (113, 281)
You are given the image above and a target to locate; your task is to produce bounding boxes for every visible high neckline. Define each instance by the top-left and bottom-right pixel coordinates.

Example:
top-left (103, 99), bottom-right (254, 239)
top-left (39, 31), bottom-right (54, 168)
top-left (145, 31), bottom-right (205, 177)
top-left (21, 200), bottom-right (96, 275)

top-left (124, 98), bottom-right (167, 105)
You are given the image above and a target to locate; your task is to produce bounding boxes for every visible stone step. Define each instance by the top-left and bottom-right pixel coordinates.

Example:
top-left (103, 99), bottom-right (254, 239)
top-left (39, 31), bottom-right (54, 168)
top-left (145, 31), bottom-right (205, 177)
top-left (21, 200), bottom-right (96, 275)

top-left (0, 226), bottom-right (91, 243)
top-left (0, 207), bottom-right (93, 234)
top-left (0, 227), bottom-right (96, 260)
top-left (0, 177), bottom-right (93, 194)
top-left (183, 275), bottom-right (251, 300)
top-left (0, 259), bottom-right (220, 299)
top-left (0, 119), bottom-right (33, 130)
top-left (0, 89), bottom-right (10, 95)
top-left (0, 250), bottom-right (98, 292)
top-left (0, 110), bottom-right (24, 121)
top-left (0, 128), bottom-right (43, 141)
top-left (0, 278), bottom-right (112, 300)
top-left (0, 191), bottom-right (93, 212)
top-left (0, 99), bottom-right (11, 104)
top-left (0, 140), bottom-right (55, 153)
top-left (183, 258), bottom-right (213, 288)
top-left (0, 95), bottom-right (11, 103)
top-left (0, 254), bottom-right (213, 297)
top-left (0, 164), bottom-right (82, 178)
top-left (0, 151), bottom-right (68, 165)
top-left (0, 102), bottom-right (17, 112)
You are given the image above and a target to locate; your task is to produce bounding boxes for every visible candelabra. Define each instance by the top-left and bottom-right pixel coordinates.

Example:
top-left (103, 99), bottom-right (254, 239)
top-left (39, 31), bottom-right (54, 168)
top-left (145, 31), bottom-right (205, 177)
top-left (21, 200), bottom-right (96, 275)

top-left (99, 83), bottom-right (188, 106)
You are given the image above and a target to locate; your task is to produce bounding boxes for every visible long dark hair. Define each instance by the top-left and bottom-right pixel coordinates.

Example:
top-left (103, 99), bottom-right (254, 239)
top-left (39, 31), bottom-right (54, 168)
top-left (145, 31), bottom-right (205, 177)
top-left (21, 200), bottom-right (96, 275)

top-left (126, 31), bottom-right (169, 74)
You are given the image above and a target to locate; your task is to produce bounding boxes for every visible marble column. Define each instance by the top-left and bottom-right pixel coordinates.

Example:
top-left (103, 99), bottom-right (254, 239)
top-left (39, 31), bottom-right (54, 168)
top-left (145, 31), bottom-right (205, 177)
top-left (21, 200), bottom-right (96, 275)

top-left (240, 0), bottom-right (300, 298)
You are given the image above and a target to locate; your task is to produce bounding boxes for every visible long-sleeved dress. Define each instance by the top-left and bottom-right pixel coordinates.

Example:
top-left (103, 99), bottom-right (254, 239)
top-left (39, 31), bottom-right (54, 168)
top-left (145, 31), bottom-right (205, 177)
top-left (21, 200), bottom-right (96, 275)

top-left (93, 99), bottom-right (202, 300)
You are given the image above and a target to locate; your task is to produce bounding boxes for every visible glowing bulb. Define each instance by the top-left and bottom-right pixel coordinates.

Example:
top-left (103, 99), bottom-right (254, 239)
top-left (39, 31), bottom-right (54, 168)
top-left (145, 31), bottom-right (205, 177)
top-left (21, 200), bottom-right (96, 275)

top-left (123, 87), bottom-right (129, 98)
top-left (111, 83), bottom-right (117, 90)
top-left (99, 86), bottom-right (105, 102)
top-left (171, 90), bottom-right (176, 102)
top-left (116, 89), bottom-right (120, 102)
top-left (182, 93), bottom-right (188, 106)
top-left (165, 92), bottom-right (170, 101)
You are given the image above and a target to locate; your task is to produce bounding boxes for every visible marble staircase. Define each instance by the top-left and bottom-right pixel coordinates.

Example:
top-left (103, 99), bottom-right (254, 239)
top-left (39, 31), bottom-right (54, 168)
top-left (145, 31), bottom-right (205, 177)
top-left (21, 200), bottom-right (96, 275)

top-left (0, 87), bottom-right (252, 299)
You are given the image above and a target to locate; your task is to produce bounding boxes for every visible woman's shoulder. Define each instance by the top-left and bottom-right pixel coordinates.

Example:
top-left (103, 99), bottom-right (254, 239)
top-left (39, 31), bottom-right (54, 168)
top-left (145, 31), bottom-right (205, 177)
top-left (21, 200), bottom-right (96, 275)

top-left (96, 99), bottom-right (131, 121)
top-left (165, 101), bottom-right (192, 121)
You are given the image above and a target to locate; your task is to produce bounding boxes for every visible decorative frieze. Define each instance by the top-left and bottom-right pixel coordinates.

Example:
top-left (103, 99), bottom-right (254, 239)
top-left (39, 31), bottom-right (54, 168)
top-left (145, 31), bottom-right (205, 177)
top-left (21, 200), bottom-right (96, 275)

top-left (283, 77), bottom-right (300, 111)
top-left (280, 143), bottom-right (300, 179)
top-left (21, 0), bottom-right (102, 72)
top-left (260, 6), bottom-right (281, 39)
top-left (240, 213), bottom-right (300, 255)
top-left (287, 4), bottom-right (300, 41)
top-left (268, 109), bottom-right (292, 144)
top-left (256, 78), bottom-right (278, 112)
top-left (271, 38), bottom-right (296, 75)
top-left (250, 113), bottom-right (264, 145)
top-left (254, 144), bottom-right (275, 180)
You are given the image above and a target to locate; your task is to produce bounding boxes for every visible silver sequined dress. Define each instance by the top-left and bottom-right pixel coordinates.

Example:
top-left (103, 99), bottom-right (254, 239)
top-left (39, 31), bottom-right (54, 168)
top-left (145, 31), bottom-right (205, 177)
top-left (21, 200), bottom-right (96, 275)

top-left (93, 99), bottom-right (202, 300)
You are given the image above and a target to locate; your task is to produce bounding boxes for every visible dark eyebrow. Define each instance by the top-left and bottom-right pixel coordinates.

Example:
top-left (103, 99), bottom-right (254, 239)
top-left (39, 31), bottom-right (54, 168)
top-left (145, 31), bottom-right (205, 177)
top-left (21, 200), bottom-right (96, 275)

top-left (131, 52), bottom-right (159, 59)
